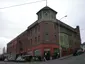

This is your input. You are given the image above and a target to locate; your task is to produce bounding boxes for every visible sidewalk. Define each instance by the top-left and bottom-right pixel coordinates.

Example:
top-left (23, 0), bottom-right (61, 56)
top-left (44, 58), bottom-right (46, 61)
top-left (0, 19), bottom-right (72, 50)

top-left (58, 54), bottom-right (73, 60)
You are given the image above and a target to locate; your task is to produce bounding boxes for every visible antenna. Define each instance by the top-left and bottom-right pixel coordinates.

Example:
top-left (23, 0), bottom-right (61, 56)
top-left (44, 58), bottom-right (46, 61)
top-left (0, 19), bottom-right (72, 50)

top-left (46, 0), bottom-right (47, 6)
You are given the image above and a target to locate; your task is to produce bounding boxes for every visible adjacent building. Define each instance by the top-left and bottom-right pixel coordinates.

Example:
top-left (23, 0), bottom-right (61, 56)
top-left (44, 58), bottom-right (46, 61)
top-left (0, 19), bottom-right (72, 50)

top-left (7, 6), bottom-right (81, 58)
top-left (81, 42), bottom-right (85, 52)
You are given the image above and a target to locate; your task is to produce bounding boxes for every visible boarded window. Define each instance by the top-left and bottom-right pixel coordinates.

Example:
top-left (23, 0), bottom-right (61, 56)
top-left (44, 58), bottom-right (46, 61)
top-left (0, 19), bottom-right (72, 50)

top-left (59, 33), bottom-right (69, 48)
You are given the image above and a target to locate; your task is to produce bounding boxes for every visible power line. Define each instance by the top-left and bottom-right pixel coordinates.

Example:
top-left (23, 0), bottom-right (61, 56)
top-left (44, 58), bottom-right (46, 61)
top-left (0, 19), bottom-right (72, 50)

top-left (0, 0), bottom-right (46, 9)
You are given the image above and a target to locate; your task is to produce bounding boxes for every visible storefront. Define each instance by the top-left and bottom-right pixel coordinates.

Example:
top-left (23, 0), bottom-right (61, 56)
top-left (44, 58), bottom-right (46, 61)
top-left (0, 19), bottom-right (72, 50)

top-left (27, 44), bottom-right (59, 58)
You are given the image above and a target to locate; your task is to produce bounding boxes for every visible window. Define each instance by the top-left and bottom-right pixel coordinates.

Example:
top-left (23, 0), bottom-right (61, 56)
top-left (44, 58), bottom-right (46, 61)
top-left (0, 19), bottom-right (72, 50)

top-left (43, 11), bottom-right (48, 16)
top-left (54, 23), bottom-right (56, 29)
top-left (35, 37), bottom-right (37, 42)
top-left (30, 39), bottom-right (32, 45)
top-left (30, 29), bottom-right (32, 36)
top-left (28, 40), bottom-right (30, 45)
top-left (38, 36), bottom-right (40, 42)
top-left (45, 33), bottom-right (49, 41)
top-left (38, 25), bottom-right (40, 32)
top-left (55, 35), bottom-right (56, 39)
top-left (19, 41), bottom-right (23, 51)
top-left (35, 26), bottom-right (37, 33)
top-left (45, 23), bottom-right (48, 32)
top-left (29, 31), bottom-right (30, 36)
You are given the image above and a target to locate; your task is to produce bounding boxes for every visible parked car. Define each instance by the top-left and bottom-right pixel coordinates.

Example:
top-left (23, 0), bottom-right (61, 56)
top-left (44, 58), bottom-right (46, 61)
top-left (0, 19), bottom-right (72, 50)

top-left (77, 49), bottom-right (84, 55)
top-left (0, 55), bottom-right (6, 61)
top-left (73, 48), bottom-right (84, 56)
top-left (22, 55), bottom-right (32, 62)
top-left (16, 55), bottom-right (26, 62)
top-left (4, 58), bottom-right (8, 62)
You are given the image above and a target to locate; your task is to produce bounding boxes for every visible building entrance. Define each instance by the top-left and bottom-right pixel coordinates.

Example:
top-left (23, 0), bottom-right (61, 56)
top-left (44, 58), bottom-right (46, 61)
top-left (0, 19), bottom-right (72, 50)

top-left (44, 49), bottom-right (50, 60)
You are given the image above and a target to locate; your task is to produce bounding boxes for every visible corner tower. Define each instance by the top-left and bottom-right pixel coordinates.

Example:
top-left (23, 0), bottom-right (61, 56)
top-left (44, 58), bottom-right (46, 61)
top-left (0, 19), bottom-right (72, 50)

top-left (36, 6), bottom-right (57, 22)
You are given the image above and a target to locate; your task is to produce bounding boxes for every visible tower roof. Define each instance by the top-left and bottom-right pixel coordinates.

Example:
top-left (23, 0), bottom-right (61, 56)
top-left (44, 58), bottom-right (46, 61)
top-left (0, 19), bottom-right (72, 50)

top-left (36, 6), bottom-right (57, 14)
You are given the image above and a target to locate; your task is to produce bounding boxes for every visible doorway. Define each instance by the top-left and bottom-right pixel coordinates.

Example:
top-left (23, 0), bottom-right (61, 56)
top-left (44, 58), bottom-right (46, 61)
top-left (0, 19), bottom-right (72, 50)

top-left (44, 49), bottom-right (50, 60)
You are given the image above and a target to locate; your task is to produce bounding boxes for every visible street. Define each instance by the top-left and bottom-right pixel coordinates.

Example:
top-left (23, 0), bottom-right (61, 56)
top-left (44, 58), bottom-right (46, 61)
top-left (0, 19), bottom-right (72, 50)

top-left (42, 53), bottom-right (85, 64)
top-left (0, 53), bottom-right (85, 64)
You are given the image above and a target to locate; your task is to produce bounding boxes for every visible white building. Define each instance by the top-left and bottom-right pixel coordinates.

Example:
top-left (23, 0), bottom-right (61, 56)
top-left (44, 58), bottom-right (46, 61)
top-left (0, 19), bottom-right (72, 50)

top-left (81, 42), bottom-right (85, 52)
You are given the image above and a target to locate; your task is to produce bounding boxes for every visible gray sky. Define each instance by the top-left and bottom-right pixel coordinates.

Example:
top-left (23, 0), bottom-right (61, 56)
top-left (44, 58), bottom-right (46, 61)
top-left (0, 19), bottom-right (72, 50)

top-left (0, 0), bottom-right (85, 54)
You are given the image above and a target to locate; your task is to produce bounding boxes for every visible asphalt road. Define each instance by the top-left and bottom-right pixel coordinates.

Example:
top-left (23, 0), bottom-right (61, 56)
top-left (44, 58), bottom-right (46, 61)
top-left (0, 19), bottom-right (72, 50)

top-left (0, 53), bottom-right (85, 64)
top-left (41, 53), bottom-right (85, 64)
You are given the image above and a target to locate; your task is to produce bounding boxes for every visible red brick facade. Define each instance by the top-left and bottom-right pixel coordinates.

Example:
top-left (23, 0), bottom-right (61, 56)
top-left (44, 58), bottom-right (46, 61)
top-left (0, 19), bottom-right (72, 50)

top-left (7, 6), bottom-right (81, 57)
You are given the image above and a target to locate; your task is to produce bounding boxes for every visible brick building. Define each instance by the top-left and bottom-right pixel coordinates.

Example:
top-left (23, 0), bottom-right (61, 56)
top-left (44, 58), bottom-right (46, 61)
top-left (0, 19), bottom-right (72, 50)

top-left (7, 6), bottom-right (81, 58)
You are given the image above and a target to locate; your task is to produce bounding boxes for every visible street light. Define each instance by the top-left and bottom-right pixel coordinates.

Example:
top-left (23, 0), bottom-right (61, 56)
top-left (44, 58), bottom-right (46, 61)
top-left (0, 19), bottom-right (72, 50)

top-left (58, 15), bottom-right (67, 57)
top-left (60, 15), bottom-right (67, 20)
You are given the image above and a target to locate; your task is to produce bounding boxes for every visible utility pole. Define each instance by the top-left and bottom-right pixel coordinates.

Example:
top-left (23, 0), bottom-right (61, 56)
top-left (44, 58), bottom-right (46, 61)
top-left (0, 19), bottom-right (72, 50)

top-left (3, 47), bottom-right (5, 54)
top-left (58, 15), bottom-right (67, 57)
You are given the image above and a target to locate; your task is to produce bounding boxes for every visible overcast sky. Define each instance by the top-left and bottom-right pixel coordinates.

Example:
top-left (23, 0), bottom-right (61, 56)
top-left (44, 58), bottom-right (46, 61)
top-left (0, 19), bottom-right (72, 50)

top-left (0, 0), bottom-right (85, 54)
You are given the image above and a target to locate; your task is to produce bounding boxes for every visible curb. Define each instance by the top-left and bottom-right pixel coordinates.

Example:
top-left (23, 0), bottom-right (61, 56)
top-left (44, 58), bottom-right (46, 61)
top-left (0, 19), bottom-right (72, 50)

top-left (59, 54), bottom-right (72, 60)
